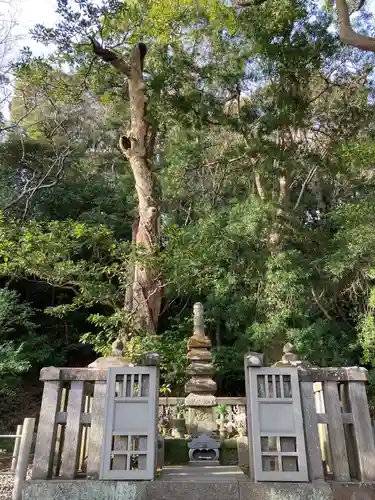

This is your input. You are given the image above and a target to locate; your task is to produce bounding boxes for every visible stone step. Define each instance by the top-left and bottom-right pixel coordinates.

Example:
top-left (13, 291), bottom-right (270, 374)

top-left (159, 465), bottom-right (248, 483)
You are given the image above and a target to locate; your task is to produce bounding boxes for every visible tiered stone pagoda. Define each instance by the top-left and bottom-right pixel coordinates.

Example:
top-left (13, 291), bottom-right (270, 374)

top-left (185, 303), bottom-right (217, 435)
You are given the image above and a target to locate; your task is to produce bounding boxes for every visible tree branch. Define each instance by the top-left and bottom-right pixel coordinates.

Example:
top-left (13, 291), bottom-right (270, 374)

top-left (293, 166), bottom-right (318, 211)
top-left (335, 0), bottom-right (375, 52)
top-left (311, 286), bottom-right (332, 320)
top-left (5, 146), bottom-right (71, 210)
top-left (254, 172), bottom-right (265, 200)
top-left (233, 0), bottom-right (267, 6)
top-left (90, 37), bottom-right (131, 76)
top-left (349, 0), bottom-right (366, 15)
top-left (0, 104), bottom-right (38, 133)
top-left (234, 0), bottom-right (374, 52)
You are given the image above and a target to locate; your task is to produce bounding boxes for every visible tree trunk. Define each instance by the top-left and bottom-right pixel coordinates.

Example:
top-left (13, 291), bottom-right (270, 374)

top-left (91, 40), bottom-right (162, 335)
top-left (335, 0), bottom-right (375, 53)
top-left (236, 0), bottom-right (375, 53)
top-left (268, 172), bottom-right (289, 252)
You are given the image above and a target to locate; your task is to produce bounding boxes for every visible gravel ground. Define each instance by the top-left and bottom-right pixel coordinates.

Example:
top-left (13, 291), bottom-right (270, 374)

top-left (0, 467), bottom-right (32, 500)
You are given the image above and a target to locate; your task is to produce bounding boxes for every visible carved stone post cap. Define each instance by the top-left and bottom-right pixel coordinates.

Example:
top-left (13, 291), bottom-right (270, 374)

top-left (39, 366), bottom-right (61, 381)
top-left (141, 352), bottom-right (160, 366)
top-left (245, 352), bottom-right (264, 367)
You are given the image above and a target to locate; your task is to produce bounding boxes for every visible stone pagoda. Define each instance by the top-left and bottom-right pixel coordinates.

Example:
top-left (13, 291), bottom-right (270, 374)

top-left (185, 303), bottom-right (217, 435)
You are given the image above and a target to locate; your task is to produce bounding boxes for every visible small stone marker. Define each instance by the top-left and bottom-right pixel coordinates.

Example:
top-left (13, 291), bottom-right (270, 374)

top-left (88, 339), bottom-right (133, 368)
top-left (272, 343), bottom-right (312, 369)
top-left (188, 434), bottom-right (220, 466)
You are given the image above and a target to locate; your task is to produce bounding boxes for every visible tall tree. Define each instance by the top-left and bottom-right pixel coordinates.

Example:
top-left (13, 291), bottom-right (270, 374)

top-left (89, 39), bottom-right (162, 335)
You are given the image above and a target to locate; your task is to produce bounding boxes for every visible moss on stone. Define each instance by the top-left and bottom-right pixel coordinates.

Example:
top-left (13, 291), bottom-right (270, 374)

top-left (220, 438), bottom-right (238, 465)
top-left (221, 438), bottom-right (238, 449)
top-left (164, 438), bottom-right (189, 465)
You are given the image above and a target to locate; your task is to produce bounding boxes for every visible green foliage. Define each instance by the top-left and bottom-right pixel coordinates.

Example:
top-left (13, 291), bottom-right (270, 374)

top-left (121, 332), bottom-right (187, 390)
top-left (160, 384), bottom-right (171, 396)
top-left (0, 289), bottom-right (42, 394)
top-left (220, 447), bottom-right (238, 466)
top-left (0, 0), bottom-right (374, 399)
top-left (164, 439), bottom-right (189, 465)
top-left (175, 400), bottom-right (186, 418)
top-left (216, 404), bottom-right (229, 418)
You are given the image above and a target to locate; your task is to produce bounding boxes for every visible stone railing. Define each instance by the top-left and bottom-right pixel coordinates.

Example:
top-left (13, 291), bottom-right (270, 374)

top-left (160, 366), bottom-right (375, 483)
top-left (159, 396), bottom-right (247, 433)
top-left (31, 356), bottom-right (159, 483)
top-left (0, 418), bottom-right (35, 500)
top-left (298, 367), bottom-right (375, 482)
top-left (31, 367), bottom-right (107, 481)
top-left (159, 396), bottom-right (246, 411)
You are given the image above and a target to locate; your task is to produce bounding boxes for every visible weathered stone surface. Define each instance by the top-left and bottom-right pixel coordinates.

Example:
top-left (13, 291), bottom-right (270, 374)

top-left (273, 359), bottom-right (312, 368)
top-left (160, 396), bottom-right (245, 406)
top-left (23, 481), bottom-right (147, 500)
top-left (237, 436), bottom-right (249, 468)
top-left (147, 481), bottom-right (239, 500)
top-left (39, 366), bottom-right (61, 381)
top-left (157, 435), bottom-right (165, 469)
top-left (117, 482), bottom-right (147, 500)
top-left (298, 366), bottom-right (368, 383)
top-left (88, 356), bottom-right (133, 369)
top-left (282, 352), bottom-right (299, 362)
top-left (245, 352), bottom-right (264, 367)
top-left (59, 368), bottom-right (108, 381)
top-left (239, 482), bottom-right (331, 500)
top-left (186, 406), bottom-right (216, 435)
top-left (185, 393), bottom-right (216, 406)
top-left (187, 335), bottom-right (212, 349)
top-left (330, 483), bottom-right (375, 500)
top-left (147, 481), bottom-right (366, 500)
top-left (159, 465), bottom-right (245, 481)
top-left (186, 362), bottom-right (215, 376)
top-left (22, 479), bottom-right (375, 500)
top-left (111, 338), bottom-right (124, 356)
top-left (283, 342), bottom-right (294, 354)
top-left (187, 349), bottom-right (212, 362)
top-left (185, 303), bottom-right (216, 402)
top-left (193, 302), bottom-right (205, 337)
top-left (188, 434), bottom-right (220, 450)
top-left (185, 377), bottom-right (217, 393)
top-left (272, 343), bottom-right (314, 369)
top-left (141, 351), bottom-right (160, 366)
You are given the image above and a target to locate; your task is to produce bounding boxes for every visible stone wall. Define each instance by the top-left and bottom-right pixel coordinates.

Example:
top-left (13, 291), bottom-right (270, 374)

top-left (23, 480), bottom-right (375, 500)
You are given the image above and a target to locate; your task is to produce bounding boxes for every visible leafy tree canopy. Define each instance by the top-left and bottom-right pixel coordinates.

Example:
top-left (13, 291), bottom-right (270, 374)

top-left (0, 0), bottom-right (374, 398)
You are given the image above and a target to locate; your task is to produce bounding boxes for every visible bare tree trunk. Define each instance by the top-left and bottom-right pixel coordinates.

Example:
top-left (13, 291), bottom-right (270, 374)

top-left (268, 172), bottom-right (289, 251)
top-left (91, 40), bottom-right (162, 335)
top-left (254, 171), bottom-right (265, 200)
